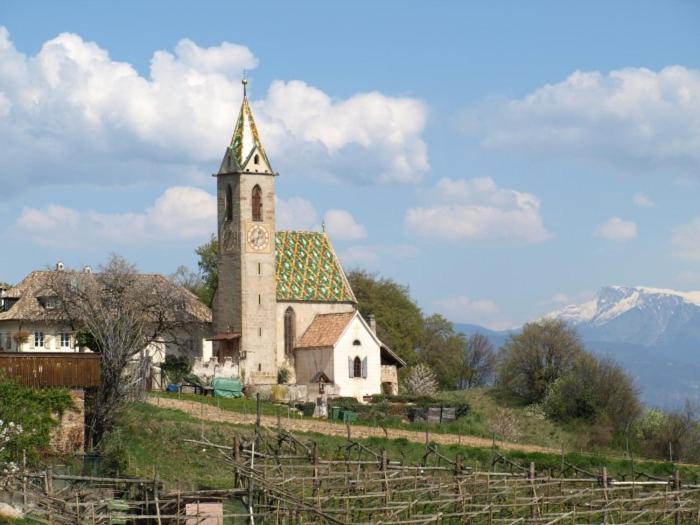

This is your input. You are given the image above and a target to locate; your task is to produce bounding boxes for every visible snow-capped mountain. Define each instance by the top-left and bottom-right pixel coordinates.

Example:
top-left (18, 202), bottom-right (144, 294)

top-left (458, 286), bottom-right (700, 407)
top-left (546, 286), bottom-right (700, 352)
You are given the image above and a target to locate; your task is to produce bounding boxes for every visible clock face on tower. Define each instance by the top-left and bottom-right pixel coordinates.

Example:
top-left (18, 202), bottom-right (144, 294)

top-left (247, 223), bottom-right (271, 252)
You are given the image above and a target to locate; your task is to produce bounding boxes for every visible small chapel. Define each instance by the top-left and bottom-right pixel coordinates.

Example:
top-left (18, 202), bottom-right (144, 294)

top-left (209, 80), bottom-right (405, 400)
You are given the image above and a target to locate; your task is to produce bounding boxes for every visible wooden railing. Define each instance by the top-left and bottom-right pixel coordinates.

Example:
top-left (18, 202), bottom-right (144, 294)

top-left (0, 352), bottom-right (101, 388)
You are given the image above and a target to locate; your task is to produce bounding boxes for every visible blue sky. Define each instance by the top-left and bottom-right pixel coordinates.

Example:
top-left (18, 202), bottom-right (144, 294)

top-left (2, 1), bottom-right (700, 328)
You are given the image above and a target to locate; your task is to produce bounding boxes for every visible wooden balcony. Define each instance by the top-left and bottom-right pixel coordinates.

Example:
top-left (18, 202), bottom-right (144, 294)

top-left (0, 352), bottom-right (101, 389)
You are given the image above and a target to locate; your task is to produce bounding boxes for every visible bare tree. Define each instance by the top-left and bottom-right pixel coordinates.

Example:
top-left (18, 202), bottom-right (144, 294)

top-left (50, 255), bottom-right (207, 447)
top-left (459, 333), bottom-right (496, 388)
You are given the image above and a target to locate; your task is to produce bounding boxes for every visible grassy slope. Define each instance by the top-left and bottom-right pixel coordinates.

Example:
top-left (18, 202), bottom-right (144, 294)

top-left (107, 402), bottom-right (700, 493)
top-left (153, 388), bottom-right (586, 451)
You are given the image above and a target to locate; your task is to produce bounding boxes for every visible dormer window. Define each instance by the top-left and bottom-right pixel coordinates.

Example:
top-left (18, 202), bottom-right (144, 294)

top-left (40, 296), bottom-right (60, 310)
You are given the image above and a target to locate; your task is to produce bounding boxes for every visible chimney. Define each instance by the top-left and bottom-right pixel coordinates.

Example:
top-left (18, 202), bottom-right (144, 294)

top-left (55, 261), bottom-right (65, 271)
top-left (368, 314), bottom-right (377, 334)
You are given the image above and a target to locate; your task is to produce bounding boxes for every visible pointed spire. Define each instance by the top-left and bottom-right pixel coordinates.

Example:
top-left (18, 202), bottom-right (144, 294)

top-left (220, 78), bottom-right (272, 174)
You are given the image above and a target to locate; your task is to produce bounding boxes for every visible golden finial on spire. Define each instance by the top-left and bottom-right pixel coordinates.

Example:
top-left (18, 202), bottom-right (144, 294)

top-left (242, 70), bottom-right (248, 97)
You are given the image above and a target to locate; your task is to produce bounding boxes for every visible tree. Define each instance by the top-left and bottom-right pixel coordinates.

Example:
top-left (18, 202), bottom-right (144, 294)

top-left (404, 363), bottom-right (439, 396)
top-left (418, 314), bottom-right (463, 389)
top-left (194, 236), bottom-right (219, 307)
top-left (543, 353), bottom-right (640, 433)
top-left (459, 333), bottom-right (496, 388)
top-left (496, 319), bottom-right (583, 404)
top-left (171, 265), bottom-right (209, 306)
top-left (50, 255), bottom-right (204, 447)
top-left (347, 270), bottom-right (423, 365)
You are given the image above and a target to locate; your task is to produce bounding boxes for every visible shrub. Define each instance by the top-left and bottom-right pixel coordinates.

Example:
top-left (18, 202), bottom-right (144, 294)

top-left (277, 366), bottom-right (290, 385)
top-left (0, 377), bottom-right (74, 463)
top-left (160, 354), bottom-right (192, 385)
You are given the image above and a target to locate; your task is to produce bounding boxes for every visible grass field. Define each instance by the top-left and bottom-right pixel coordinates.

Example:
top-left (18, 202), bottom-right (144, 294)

top-left (103, 402), bottom-right (700, 492)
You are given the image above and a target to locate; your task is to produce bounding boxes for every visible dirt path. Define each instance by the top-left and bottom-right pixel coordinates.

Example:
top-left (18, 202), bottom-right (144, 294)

top-left (148, 396), bottom-right (559, 455)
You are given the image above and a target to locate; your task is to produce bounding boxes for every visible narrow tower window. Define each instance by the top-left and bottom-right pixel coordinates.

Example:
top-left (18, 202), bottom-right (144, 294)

top-left (225, 184), bottom-right (233, 222)
top-left (252, 184), bottom-right (262, 222)
top-left (284, 307), bottom-right (296, 357)
top-left (254, 154), bottom-right (260, 165)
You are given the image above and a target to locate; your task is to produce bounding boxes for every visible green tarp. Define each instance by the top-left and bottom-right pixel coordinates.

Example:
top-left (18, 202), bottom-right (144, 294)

top-left (212, 378), bottom-right (243, 398)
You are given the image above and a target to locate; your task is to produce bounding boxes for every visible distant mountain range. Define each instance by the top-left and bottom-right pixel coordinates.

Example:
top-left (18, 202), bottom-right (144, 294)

top-left (456, 286), bottom-right (700, 409)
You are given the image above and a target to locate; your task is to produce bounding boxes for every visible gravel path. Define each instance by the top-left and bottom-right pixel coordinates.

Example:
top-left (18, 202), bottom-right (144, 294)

top-left (148, 396), bottom-right (558, 454)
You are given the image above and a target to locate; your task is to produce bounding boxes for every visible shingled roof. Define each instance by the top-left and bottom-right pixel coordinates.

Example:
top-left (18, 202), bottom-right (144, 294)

top-left (0, 271), bottom-right (212, 323)
top-left (294, 312), bottom-right (356, 349)
top-left (275, 231), bottom-right (356, 303)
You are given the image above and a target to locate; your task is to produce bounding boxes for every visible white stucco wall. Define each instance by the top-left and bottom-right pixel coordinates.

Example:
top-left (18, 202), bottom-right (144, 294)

top-left (332, 314), bottom-right (382, 400)
top-left (0, 322), bottom-right (76, 352)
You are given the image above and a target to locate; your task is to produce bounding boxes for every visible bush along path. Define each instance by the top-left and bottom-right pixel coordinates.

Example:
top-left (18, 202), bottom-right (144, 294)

top-left (147, 395), bottom-right (558, 454)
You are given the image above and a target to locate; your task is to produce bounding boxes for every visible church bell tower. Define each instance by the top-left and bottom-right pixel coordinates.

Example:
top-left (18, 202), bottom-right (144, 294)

top-left (213, 79), bottom-right (278, 383)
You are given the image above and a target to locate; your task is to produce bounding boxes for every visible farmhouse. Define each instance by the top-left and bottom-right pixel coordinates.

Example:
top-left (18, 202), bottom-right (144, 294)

top-left (0, 269), bottom-right (211, 360)
top-left (210, 80), bottom-right (405, 398)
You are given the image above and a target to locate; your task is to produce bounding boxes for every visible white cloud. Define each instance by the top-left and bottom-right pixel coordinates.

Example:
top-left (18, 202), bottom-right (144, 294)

top-left (633, 193), bottom-right (655, 208)
top-left (276, 196), bottom-right (319, 231)
top-left (323, 209), bottom-right (366, 241)
top-left (595, 217), bottom-right (637, 241)
top-left (405, 177), bottom-right (550, 242)
top-left (17, 186), bottom-right (216, 247)
top-left (671, 217), bottom-right (700, 261)
top-left (467, 66), bottom-right (700, 174)
top-left (432, 295), bottom-right (510, 330)
top-left (0, 27), bottom-right (429, 192)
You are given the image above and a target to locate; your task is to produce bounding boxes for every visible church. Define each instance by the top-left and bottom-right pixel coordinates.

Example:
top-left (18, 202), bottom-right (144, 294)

top-left (209, 80), bottom-right (405, 399)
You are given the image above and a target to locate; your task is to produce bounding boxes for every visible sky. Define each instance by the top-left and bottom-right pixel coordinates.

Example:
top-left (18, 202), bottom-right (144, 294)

top-left (1, 1), bottom-right (700, 329)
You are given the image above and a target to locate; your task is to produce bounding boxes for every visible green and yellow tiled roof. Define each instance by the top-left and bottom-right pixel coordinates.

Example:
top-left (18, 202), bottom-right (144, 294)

top-left (275, 231), bottom-right (356, 303)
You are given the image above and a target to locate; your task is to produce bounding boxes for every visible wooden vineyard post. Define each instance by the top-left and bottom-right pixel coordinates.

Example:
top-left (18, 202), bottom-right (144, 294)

top-left (154, 472), bottom-right (162, 525)
top-left (176, 478), bottom-right (182, 524)
top-left (234, 434), bottom-right (241, 487)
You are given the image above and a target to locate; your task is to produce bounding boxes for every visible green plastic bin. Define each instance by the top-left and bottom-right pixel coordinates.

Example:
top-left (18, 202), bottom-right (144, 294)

top-left (342, 410), bottom-right (357, 423)
top-left (330, 406), bottom-right (341, 420)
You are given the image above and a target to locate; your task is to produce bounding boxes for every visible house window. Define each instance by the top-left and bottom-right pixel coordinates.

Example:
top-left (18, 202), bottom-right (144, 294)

top-left (353, 356), bottom-right (362, 378)
top-left (284, 307), bottom-right (295, 357)
top-left (252, 185), bottom-right (262, 221)
top-left (34, 331), bottom-right (44, 348)
top-left (225, 184), bottom-right (233, 222)
top-left (60, 333), bottom-right (71, 348)
top-left (0, 332), bottom-right (10, 351)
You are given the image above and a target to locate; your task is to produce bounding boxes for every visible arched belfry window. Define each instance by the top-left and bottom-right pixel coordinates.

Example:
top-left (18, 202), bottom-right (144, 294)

top-left (225, 184), bottom-right (233, 222)
top-left (284, 307), bottom-right (295, 357)
top-left (252, 185), bottom-right (262, 222)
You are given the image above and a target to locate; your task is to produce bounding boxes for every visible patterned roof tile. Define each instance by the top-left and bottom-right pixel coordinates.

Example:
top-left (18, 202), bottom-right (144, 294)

top-left (275, 231), bottom-right (356, 303)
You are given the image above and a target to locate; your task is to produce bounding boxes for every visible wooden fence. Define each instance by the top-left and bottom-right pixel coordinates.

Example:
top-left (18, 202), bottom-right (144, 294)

top-left (0, 352), bottom-right (101, 388)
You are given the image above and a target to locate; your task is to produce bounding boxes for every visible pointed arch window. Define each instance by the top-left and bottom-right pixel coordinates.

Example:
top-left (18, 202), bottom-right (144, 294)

top-left (225, 184), bottom-right (233, 222)
top-left (252, 184), bottom-right (262, 222)
top-left (284, 306), bottom-right (295, 357)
